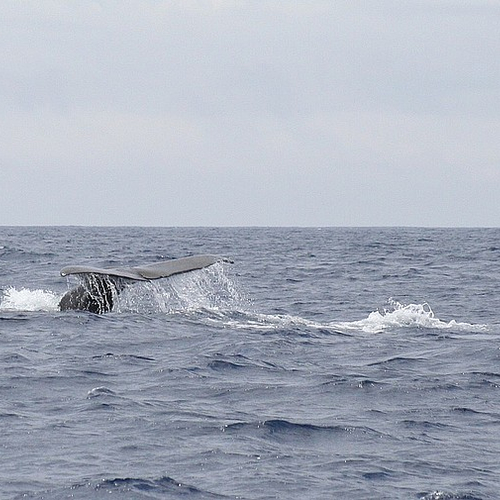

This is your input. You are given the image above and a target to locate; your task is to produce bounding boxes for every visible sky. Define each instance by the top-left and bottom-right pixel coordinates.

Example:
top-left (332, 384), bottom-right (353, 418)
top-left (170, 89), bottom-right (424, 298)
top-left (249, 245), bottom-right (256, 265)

top-left (1, 0), bottom-right (499, 227)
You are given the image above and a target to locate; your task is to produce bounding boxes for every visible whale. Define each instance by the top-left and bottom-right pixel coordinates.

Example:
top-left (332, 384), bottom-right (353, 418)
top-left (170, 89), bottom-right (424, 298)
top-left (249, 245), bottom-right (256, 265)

top-left (59, 255), bottom-right (223, 314)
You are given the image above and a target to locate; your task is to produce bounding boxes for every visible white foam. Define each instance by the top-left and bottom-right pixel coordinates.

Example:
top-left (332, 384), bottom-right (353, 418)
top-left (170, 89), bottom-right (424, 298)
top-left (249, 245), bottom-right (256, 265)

top-left (0, 287), bottom-right (60, 312)
top-left (332, 300), bottom-right (489, 334)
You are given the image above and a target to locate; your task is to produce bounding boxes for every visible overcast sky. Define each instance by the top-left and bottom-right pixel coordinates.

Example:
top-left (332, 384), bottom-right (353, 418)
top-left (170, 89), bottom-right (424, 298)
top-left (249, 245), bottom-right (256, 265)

top-left (1, 0), bottom-right (499, 226)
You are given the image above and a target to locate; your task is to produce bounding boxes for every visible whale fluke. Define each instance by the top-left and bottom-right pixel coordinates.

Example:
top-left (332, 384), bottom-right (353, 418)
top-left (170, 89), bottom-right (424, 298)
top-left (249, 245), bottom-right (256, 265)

top-left (59, 255), bottom-right (224, 313)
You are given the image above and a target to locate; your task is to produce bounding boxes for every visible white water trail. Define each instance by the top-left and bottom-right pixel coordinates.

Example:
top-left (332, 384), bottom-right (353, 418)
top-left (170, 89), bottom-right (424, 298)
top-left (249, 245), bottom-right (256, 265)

top-left (0, 278), bottom-right (490, 336)
top-left (204, 299), bottom-right (489, 334)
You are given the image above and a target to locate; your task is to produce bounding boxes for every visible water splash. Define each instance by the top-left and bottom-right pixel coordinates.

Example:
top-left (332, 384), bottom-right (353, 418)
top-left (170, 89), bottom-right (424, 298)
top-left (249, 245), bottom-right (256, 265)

top-left (0, 263), bottom-right (244, 315)
top-left (0, 287), bottom-right (60, 312)
top-left (333, 299), bottom-right (489, 334)
top-left (114, 262), bottom-right (247, 314)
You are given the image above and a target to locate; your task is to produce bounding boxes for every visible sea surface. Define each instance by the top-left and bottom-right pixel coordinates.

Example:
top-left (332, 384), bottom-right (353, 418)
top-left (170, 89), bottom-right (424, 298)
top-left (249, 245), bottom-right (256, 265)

top-left (1, 227), bottom-right (499, 500)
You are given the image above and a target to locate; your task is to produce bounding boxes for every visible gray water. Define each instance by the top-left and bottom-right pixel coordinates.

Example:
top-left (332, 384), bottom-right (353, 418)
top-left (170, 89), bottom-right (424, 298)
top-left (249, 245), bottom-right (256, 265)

top-left (1, 227), bottom-right (499, 499)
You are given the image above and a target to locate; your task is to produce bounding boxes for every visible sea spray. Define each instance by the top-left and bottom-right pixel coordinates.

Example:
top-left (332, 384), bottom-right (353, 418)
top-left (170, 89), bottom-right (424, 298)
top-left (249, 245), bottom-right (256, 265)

top-left (0, 287), bottom-right (60, 312)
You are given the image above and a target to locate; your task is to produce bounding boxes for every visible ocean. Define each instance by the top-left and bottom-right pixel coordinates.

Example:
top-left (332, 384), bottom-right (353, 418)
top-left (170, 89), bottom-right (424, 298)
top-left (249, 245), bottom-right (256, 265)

top-left (0, 226), bottom-right (499, 500)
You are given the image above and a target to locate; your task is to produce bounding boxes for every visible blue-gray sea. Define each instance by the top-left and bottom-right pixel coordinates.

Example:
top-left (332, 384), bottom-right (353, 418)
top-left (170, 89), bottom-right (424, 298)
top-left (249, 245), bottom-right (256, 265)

top-left (1, 227), bottom-right (499, 500)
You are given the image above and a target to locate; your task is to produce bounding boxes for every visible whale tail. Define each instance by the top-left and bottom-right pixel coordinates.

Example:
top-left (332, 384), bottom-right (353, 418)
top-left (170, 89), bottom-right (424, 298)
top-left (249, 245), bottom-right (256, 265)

top-left (58, 255), bottom-right (227, 313)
